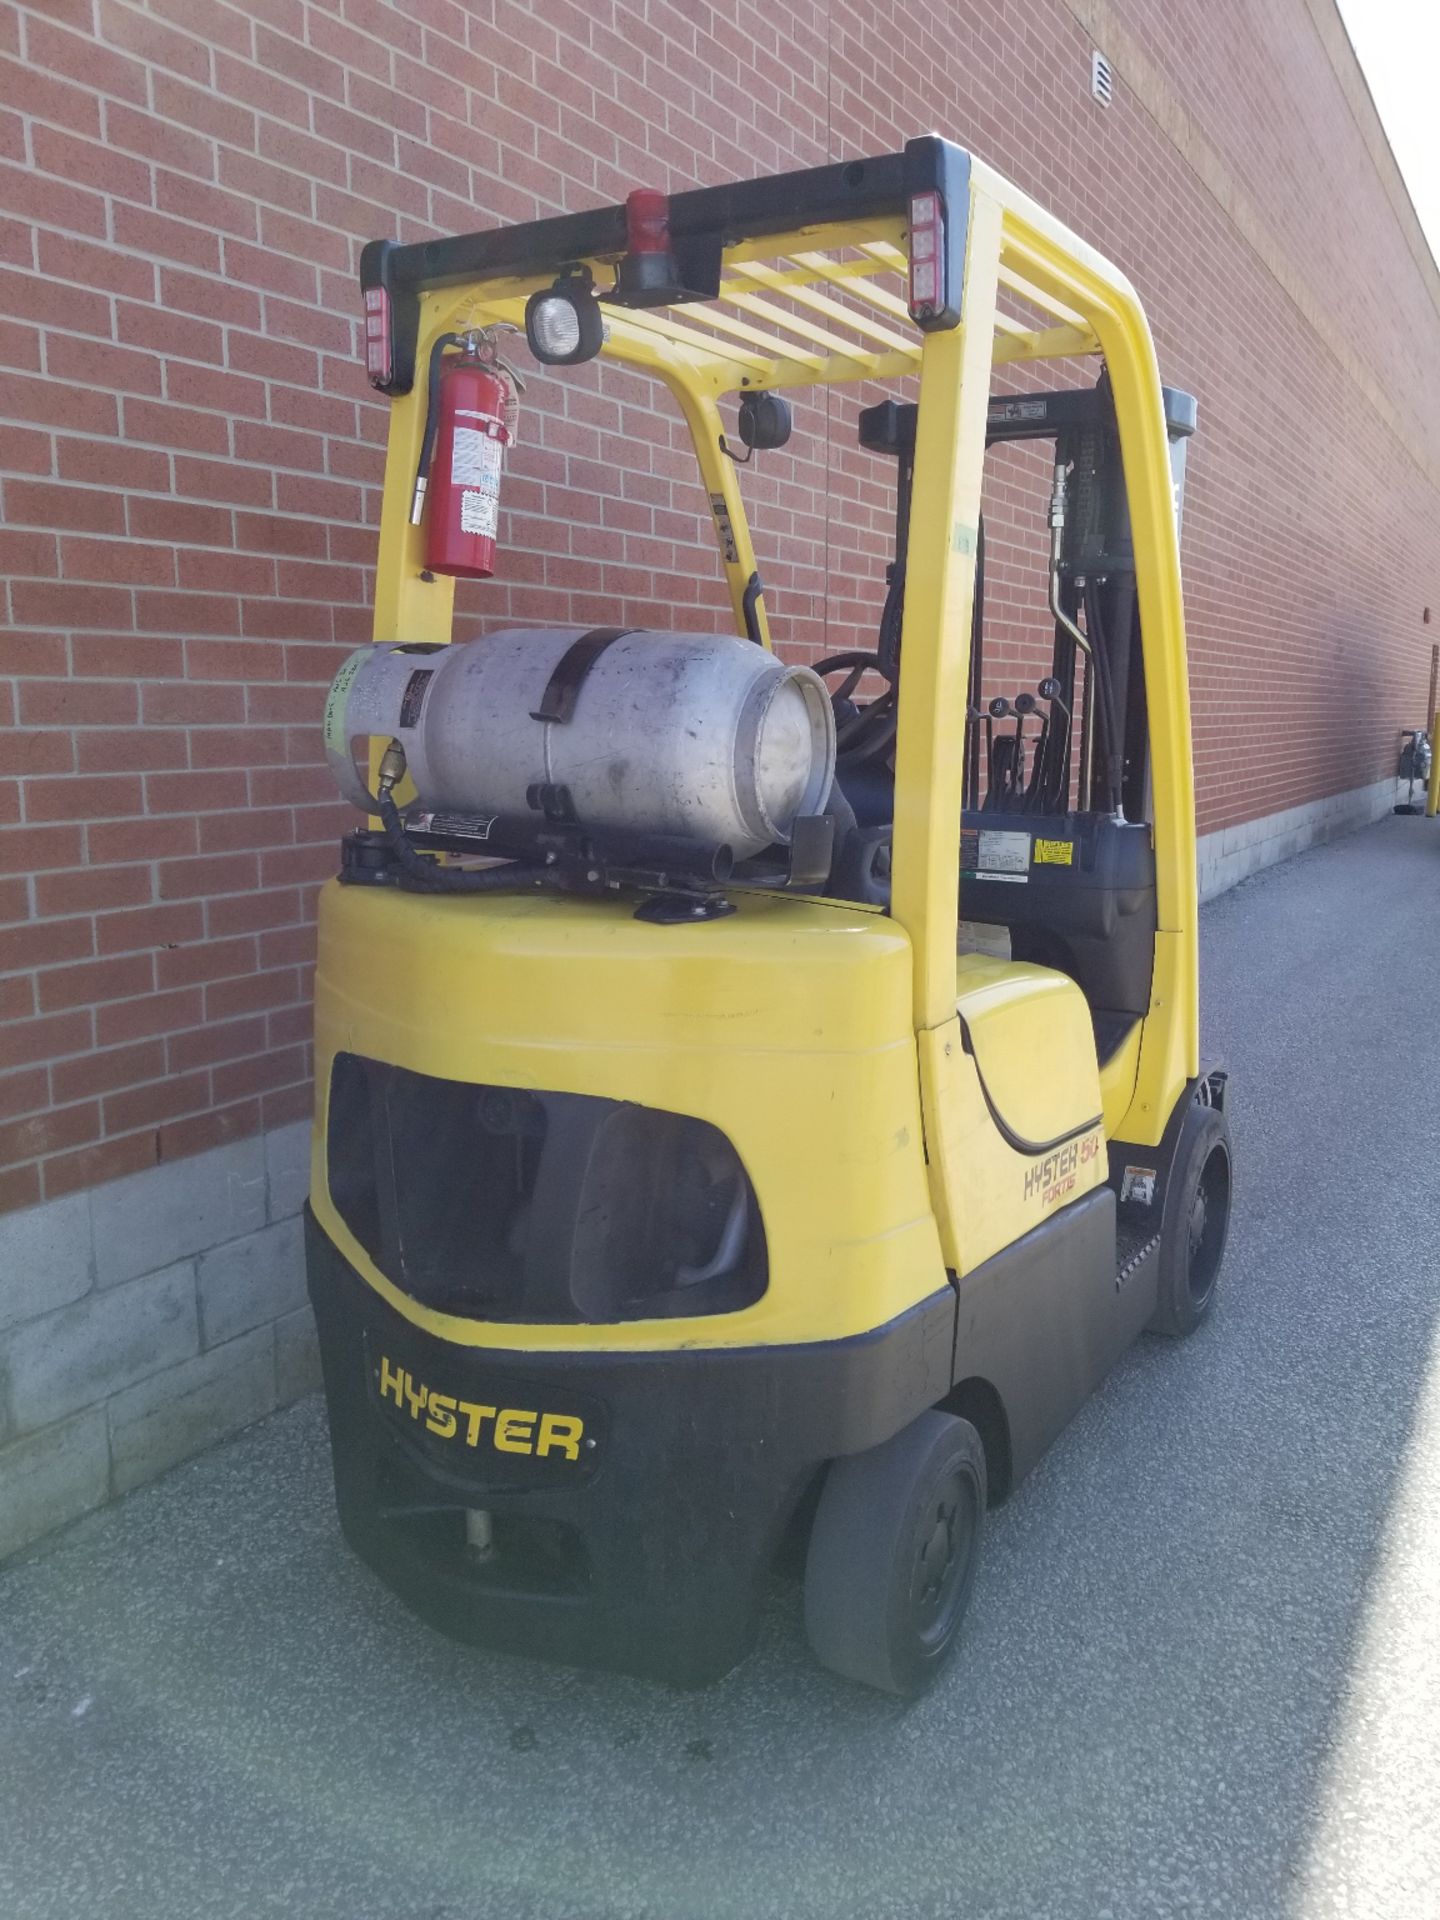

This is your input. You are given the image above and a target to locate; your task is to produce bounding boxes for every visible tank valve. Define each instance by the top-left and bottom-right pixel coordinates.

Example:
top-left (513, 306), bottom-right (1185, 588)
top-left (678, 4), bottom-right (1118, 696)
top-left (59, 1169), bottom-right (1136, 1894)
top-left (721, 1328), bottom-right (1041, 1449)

top-left (376, 737), bottom-right (407, 802)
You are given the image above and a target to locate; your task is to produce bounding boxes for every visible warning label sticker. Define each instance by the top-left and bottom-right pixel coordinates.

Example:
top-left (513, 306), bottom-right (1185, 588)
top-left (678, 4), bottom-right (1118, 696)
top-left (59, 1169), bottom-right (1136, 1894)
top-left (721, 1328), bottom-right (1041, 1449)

top-left (411, 810), bottom-right (497, 842)
top-left (709, 492), bottom-right (740, 564)
top-left (977, 829), bottom-right (1030, 874)
top-left (459, 488), bottom-right (498, 538)
top-left (451, 425), bottom-right (503, 491)
top-left (988, 398), bottom-right (1047, 423)
top-left (1034, 838), bottom-right (1075, 866)
top-left (1121, 1165), bottom-right (1158, 1206)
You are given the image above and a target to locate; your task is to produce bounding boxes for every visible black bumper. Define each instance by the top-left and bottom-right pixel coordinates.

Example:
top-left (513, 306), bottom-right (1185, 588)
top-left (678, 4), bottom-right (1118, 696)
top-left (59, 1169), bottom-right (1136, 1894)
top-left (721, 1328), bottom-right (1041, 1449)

top-left (306, 1210), bottom-right (955, 1685)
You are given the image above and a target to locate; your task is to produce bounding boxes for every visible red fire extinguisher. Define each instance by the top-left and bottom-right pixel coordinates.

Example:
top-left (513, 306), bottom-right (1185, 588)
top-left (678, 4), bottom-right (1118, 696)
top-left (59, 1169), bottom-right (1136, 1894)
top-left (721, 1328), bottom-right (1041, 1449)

top-left (410, 327), bottom-right (524, 580)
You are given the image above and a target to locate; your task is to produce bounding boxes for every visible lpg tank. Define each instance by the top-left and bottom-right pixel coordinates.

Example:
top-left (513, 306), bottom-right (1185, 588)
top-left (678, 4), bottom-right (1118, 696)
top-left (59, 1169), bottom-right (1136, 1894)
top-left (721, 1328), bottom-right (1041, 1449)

top-left (325, 628), bottom-right (836, 861)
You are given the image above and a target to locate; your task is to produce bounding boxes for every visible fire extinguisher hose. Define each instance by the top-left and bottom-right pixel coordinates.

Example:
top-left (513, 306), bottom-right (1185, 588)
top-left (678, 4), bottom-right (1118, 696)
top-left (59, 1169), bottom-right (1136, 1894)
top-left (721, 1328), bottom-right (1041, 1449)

top-left (409, 331), bottom-right (465, 526)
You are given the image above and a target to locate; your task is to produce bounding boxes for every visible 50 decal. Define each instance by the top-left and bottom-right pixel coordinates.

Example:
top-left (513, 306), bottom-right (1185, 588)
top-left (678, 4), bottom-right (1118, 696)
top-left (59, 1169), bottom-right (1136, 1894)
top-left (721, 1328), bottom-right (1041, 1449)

top-left (1023, 1127), bottom-right (1103, 1210)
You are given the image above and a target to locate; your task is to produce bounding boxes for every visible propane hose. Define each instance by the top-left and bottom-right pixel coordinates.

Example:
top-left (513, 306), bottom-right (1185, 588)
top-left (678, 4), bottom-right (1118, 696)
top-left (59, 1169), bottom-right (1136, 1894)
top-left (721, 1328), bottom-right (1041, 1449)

top-left (374, 742), bottom-right (535, 895)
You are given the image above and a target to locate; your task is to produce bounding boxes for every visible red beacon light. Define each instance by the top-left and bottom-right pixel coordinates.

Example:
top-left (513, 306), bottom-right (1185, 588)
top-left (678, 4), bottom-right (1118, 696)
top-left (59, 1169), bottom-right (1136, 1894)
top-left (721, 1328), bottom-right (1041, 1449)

top-left (613, 187), bottom-right (693, 305)
top-left (625, 187), bottom-right (670, 254)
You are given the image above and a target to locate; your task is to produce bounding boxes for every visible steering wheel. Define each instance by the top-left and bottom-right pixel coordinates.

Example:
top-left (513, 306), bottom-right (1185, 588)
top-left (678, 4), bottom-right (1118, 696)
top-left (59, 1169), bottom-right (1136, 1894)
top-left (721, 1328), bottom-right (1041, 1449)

top-left (815, 649), bottom-right (898, 766)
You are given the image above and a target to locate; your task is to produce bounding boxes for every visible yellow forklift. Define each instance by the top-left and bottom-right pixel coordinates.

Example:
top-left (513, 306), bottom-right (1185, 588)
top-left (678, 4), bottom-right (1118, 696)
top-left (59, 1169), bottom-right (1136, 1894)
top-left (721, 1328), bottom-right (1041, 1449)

top-left (307, 137), bottom-right (1233, 1696)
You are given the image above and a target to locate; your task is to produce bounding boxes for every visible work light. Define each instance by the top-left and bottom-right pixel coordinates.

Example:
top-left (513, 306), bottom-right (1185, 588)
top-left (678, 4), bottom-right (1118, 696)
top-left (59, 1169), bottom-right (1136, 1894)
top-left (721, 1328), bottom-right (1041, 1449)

top-left (524, 268), bottom-right (604, 365)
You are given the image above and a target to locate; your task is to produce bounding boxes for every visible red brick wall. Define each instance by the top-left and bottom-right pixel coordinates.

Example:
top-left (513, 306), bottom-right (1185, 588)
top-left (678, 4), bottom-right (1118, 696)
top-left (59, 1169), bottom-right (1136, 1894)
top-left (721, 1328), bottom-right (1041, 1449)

top-left (3, 0), bottom-right (1439, 1211)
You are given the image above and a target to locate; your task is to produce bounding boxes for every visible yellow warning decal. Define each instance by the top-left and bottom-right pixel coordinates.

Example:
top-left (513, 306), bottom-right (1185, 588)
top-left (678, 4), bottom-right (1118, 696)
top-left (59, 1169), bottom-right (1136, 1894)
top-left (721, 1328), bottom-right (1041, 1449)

top-left (1034, 839), bottom-right (1074, 866)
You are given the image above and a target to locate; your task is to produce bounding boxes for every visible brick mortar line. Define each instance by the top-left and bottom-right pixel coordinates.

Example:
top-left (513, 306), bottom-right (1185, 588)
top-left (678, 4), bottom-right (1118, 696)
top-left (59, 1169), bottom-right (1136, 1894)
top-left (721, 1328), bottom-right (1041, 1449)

top-left (186, 0), bottom-right (487, 85)
top-left (10, 10), bottom-right (744, 225)
top-left (1299, 0), bottom-right (1440, 308)
top-left (1063, 0), bottom-right (1440, 498)
top-left (0, 478), bottom-right (374, 526)
top-left (5, 50), bottom-right (486, 200)
top-left (103, 0), bottom-right (482, 103)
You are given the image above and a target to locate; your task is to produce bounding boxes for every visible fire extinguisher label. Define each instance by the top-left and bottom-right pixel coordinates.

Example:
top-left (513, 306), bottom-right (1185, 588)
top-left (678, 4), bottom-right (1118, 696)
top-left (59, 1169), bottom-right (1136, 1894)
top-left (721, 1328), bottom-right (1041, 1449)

top-left (451, 424), bottom-right (503, 490)
top-left (460, 489), bottom-right (498, 538)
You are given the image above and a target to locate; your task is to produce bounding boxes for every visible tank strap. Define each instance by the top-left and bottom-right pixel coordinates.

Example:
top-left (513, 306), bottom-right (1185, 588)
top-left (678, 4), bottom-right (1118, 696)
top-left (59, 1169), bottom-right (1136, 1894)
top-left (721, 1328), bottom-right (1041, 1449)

top-left (529, 627), bottom-right (641, 725)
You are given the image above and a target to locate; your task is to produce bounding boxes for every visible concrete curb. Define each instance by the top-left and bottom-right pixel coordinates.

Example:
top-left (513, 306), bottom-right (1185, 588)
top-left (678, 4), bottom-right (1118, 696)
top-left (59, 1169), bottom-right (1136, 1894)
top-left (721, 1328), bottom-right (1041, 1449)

top-left (0, 1119), bottom-right (314, 1560)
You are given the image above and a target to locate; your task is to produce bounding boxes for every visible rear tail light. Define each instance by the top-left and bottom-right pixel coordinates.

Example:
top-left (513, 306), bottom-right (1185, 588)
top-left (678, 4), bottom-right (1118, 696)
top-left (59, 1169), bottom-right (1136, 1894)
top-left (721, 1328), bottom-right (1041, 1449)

top-left (363, 285), bottom-right (392, 387)
top-left (907, 191), bottom-right (943, 322)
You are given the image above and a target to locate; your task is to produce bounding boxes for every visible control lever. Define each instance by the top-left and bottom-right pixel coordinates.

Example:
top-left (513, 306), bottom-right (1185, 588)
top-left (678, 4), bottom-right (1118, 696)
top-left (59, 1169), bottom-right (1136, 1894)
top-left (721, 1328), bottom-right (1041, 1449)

top-left (1037, 675), bottom-right (1069, 718)
top-left (985, 696), bottom-right (1011, 805)
top-left (1013, 691), bottom-right (1042, 812)
top-left (1031, 677), bottom-right (1070, 812)
top-left (965, 704), bottom-right (986, 813)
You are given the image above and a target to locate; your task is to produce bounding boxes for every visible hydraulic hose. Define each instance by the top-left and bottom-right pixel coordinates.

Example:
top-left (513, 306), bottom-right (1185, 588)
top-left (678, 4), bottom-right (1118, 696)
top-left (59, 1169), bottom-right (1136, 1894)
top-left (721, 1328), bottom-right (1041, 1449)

top-left (1048, 461), bottom-right (1122, 816)
top-left (1083, 578), bottom-right (1126, 814)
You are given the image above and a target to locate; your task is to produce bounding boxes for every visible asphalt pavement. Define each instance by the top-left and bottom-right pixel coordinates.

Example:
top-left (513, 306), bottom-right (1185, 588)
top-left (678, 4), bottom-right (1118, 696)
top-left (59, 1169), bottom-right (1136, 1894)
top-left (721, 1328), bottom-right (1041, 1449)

top-left (3, 814), bottom-right (1439, 1920)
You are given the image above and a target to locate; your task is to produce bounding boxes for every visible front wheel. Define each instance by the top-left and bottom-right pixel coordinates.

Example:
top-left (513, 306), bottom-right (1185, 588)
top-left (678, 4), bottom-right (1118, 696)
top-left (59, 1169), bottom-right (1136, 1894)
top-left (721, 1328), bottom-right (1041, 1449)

top-left (803, 1410), bottom-right (986, 1698)
top-left (1148, 1099), bottom-right (1233, 1338)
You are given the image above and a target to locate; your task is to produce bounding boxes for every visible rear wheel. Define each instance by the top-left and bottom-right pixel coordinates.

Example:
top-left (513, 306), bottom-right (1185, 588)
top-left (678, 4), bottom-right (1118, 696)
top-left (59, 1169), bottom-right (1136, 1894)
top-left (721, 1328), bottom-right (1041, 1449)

top-left (1149, 1100), bottom-right (1232, 1337)
top-left (803, 1410), bottom-right (985, 1698)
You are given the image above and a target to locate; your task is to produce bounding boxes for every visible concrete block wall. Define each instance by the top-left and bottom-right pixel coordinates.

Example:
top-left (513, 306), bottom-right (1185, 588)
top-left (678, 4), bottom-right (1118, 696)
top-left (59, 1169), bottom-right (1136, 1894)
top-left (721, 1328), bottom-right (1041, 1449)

top-left (1196, 776), bottom-right (1404, 901)
top-left (0, 1116), bottom-right (315, 1560)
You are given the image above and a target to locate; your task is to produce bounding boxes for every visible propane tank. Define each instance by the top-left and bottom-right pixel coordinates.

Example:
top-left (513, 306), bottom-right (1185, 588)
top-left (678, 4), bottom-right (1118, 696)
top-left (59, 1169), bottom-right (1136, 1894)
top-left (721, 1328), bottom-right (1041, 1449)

top-left (413, 333), bottom-right (519, 580)
top-left (325, 629), bottom-right (836, 861)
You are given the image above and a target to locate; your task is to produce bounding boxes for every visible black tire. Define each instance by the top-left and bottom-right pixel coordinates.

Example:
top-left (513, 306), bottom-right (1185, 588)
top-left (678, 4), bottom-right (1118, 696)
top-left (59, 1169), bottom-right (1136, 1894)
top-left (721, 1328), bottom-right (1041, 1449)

top-left (1148, 1099), bottom-right (1232, 1338)
top-left (803, 1410), bottom-right (986, 1698)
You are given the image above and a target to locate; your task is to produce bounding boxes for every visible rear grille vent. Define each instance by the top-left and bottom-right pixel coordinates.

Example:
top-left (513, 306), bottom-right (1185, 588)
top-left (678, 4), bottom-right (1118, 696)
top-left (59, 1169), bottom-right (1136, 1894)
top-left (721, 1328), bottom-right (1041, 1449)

top-left (327, 1053), bottom-right (766, 1324)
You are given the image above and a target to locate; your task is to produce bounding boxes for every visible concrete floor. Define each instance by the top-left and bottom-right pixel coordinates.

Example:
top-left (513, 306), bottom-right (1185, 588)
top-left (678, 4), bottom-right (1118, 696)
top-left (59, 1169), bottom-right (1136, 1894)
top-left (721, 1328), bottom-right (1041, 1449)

top-left (3, 816), bottom-right (1439, 1920)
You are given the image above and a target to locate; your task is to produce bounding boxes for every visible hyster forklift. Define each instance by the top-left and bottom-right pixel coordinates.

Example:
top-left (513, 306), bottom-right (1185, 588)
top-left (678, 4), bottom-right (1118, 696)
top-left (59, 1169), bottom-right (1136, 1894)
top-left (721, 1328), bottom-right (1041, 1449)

top-left (307, 137), bottom-right (1234, 1696)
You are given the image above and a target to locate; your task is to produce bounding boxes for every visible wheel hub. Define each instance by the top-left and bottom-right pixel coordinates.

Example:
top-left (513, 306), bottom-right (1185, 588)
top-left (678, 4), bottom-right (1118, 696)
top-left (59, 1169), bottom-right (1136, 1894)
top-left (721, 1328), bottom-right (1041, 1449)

top-left (1183, 1140), bottom-right (1230, 1308)
top-left (1188, 1188), bottom-right (1208, 1263)
top-left (918, 1505), bottom-right (957, 1607)
top-left (913, 1475), bottom-right (970, 1626)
